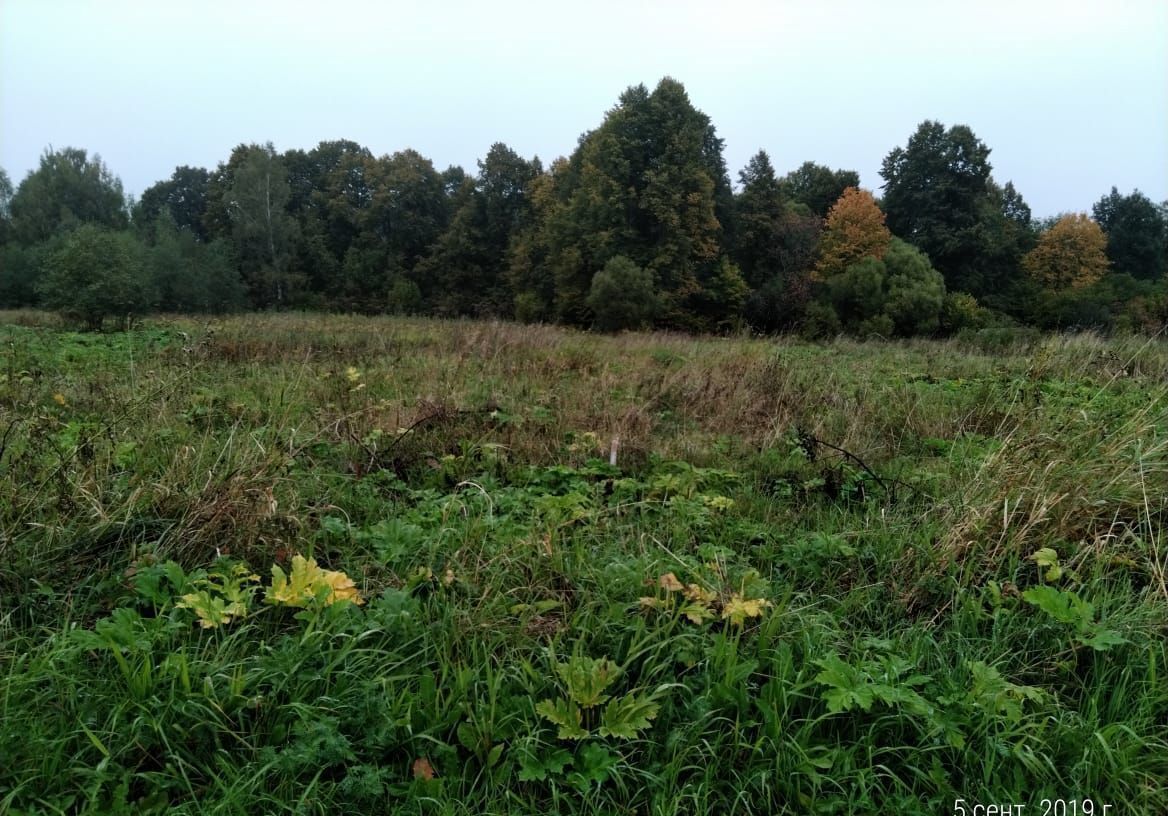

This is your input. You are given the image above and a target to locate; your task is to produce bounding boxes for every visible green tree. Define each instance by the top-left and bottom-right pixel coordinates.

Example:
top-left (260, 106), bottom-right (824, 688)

top-left (1092, 187), bottom-right (1166, 280)
top-left (733, 150), bottom-right (785, 287)
top-left (541, 78), bottom-right (730, 329)
top-left (134, 166), bottom-right (211, 240)
top-left (0, 244), bottom-right (41, 306)
top-left (38, 225), bottom-right (153, 330)
top-left (882, 238), bottom-right (946, 335)
top-left (880, 121), bottom-right (1023, 298)
top-left (147, 214), bottom-right (245, 312)
top-left (779, 161), bottom-right (860, 217)
top-left (213, 143), bottom-right (300, 307)
top-left (507, 159), bottom-right (568, 321)
top-left (10, 147), bottom-right (128, 245)
top-left (734, 154), bottom-right (822, 332)
top-left (817, 238), bottom-right (945, 337)
top-left (587, 255), bottom-right (659, 331)
top-left (420, 143), bottom-right (539, 316)
top-left (0, 167), bottom-right (13, 246)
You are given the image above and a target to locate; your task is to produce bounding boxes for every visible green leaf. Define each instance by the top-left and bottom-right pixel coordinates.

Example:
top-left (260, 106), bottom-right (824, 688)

top-left (535, 698), bottom-right (589, 740)
top-left (598, 692), bottom-right (660, 739)
top-left (517, 747), bottom-right (572, 782)
top-left (568, 743), bottom-right (619, 789)
top-left (1030, 547), bottom-right (1059, 568)
top-left (1022, 585), bottom-right (1085, 625)
top-left (814, 654), bottom-right (874, 713)
top-left (554, 656), bottom-right (619, 708)
top-left (1077, 628), bottom-right (1127, 651)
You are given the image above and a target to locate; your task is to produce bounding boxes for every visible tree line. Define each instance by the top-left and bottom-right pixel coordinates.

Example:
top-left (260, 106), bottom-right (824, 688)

top-left (1, 77), bottom-right (1165, 334)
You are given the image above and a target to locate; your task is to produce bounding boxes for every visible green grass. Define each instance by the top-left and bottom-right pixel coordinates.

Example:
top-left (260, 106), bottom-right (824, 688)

top-left (1, 311), bottom-right (1166, 814)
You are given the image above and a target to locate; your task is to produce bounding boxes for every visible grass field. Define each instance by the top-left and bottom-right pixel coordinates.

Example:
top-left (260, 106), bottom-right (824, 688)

top-left (1, 311), bottom-right (1166, 815)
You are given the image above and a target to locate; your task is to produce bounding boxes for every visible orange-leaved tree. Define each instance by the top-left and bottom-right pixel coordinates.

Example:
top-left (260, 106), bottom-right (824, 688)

top-left (814, 187), bottom-right (892, 280)
top-left (1022, 213), bottom-right (1110, 290)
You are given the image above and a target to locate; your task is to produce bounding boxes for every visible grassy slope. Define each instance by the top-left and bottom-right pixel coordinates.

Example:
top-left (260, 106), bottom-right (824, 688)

top-left (0, 312), bottom-right (1165, 815)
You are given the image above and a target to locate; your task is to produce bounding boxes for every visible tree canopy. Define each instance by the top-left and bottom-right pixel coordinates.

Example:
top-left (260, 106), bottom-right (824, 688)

top-left (0, 79), bottom-right (1163, 335)
top-left (1023, 214), bottom-right (1110, 291)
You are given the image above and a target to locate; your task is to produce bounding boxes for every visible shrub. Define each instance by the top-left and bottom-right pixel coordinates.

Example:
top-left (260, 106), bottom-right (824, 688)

top-left (817, 238), bottom-right (946, 337)
top-left (587, 255), bottom-right (659, 331)
top-left (37, 224), bottom-right (153, 330)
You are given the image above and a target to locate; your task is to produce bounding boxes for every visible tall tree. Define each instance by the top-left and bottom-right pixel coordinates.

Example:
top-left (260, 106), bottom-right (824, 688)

top-left (733, 150), bottom-right (786, 288)
top-left (357, 148), bottom-right (449, 308)
top-left (134, 166), bottom-right (211, 240)
top-left (779, 161), bottom-right (860, 217)
top-left (1023, 214), bottom-right (1110, 291)
top-left (733, 151), bottom-right (821, 331)
top-left (213, 143), bottom-right (300, 307)
top-left (542, 78), bottom-right (733, 329)
top-left (419, 143), bottom-right (539, 316)
top-left (10, 147), bottom-right (127, 245)
top-left (147, 213), bottom-right (245, 312)
top-left (1091, 187), bottom-right (1166, 280)
top-left (0, 168), bottom-right (13, 246)
top-left (879, 121), bottom-right (1011, 297)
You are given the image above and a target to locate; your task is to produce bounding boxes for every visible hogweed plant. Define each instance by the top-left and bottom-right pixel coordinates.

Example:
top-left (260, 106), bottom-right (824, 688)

top-left (174, 563), bottom-right (260, 629)
top-left (265, 554), bottom-right (364, 608)
top-left (536, 654), bottom-right (663, 741)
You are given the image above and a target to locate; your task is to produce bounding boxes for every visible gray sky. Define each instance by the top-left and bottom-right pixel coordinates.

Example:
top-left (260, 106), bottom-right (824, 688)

top-left (2, 0), bottom-right (1165, 217)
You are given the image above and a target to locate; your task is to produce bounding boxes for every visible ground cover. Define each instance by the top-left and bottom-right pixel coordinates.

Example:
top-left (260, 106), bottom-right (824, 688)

top-left (1, 312), bottom-right (1165, 814)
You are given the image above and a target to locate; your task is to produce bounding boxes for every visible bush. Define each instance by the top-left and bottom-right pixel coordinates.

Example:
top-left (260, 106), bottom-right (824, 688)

top-left (817, 238), bottom-right (946, 337)
top-left (940, 292), bottom-right (985, 334)
top-left (513, 291), bottom-right (546, 323)
top-left (587, 255), bottom-right (659, 331)
top-left (800, 300), bottom-right (842, 339)
top-left (37, 225), bottom-right (153, 330)
top-left (882, 239), bottom-right (944, 335)
top-left (387, 276), bottom-right (423, 315)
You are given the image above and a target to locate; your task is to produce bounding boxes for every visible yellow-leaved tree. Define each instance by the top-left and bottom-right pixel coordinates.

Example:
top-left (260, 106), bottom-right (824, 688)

top-left (1022, 213), bottom-right (1110, 290)
top-left (814, 187), bottom-right (892, 280)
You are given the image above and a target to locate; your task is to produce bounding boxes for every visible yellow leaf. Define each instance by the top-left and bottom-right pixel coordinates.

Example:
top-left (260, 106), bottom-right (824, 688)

top-left (721, 593), bottom-right (772, 626)
top-left (684, 583), bottom-right (717, 604)
top-left (681, 602), bottom-right (715, 625)
top-left (657, 572), bottom-right (684, 592)
top-left (265, 554), bottom-right (363, 608)
top-left (52, 393), bottom-right (67, 406)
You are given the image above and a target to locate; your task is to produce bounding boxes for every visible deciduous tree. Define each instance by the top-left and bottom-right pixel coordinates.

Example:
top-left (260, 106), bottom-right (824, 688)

top-left (1092, 187), bottom-right (1166, 280)
top-left (134, 166), bottom-right (211, 240)
top-left (779, 161), bottom-right (860, 217)
top-left (10, 148), bottom-right (127, 245)
top-left (815, 188), bottom-right (890, 279)
top-left (215, 143), bottom-right (300, 307)
top-left (0, 168), bottom-right (13, 246)
top-left (1023, 214), bottom-right (1109, 291)
top-left (587, 255), bottom-right (658, 331)
top-left (880, 121), bottom-right (1019, 297)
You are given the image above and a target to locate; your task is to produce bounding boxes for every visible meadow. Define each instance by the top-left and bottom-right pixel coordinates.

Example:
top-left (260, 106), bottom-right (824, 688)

top-left (0, 312), bottom-right (1165, 815)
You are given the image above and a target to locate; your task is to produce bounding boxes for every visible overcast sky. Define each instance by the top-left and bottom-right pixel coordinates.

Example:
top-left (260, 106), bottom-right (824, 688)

top-left (2, 0), bottom-right (1165, 217)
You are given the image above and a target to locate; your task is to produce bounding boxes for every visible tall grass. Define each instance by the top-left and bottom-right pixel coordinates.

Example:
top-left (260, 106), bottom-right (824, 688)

top-left (1, 312), bottom-right (1165, 814)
